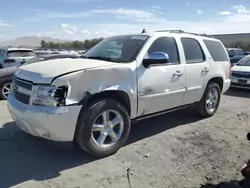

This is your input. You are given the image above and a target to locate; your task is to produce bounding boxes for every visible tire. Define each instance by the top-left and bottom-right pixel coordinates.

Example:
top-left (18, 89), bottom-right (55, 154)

top-left (0, 82), bottom-right (12, 100)
top-left (75, 98), bottom-right (131, 158)
top-left (196, 82), bottom-right (221, 117)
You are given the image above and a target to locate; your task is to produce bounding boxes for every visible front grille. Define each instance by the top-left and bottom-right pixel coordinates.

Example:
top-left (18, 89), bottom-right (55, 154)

top-left (13, 76), bottom-right (33, 105)
top-left (231, 82), bottom-right (250, 88)
top-left (13, 77), bottom-right (32, 90)
top-left (232, 71), bottom-right (250, 78)
top-left (14, 92), bottom-right (30, 104)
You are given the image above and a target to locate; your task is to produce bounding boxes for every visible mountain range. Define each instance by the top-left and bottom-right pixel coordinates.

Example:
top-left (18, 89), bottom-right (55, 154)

top-left (0, 36), bottom-right (70, 48)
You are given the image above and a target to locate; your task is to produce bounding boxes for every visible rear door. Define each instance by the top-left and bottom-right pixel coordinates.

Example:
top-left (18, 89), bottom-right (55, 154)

top-left (3, 50), bottom-right (36, 68)
top-left (181, 37), bottom-right (211, 105)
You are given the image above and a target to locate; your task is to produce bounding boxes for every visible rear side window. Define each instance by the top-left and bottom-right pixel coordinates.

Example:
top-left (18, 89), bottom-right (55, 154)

top-left (203, 40), bottom-right (229, 62)
top-left (181, 38), bottom-right (205, 63)
top-left (7, 50), bottom-right (36, 57)
top-left (235, 50), bottom-right (243, 56)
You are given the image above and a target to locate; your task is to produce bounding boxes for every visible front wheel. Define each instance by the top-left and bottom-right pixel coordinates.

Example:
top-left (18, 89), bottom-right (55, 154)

top-left (196, 82), bottom-right (221, 117)
top-left (75, 98), bottom-right (131, 158)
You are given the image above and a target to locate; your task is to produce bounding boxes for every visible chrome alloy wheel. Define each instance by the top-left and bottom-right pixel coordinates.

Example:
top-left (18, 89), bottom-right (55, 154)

top-left (91, 110), bottom-right (124, 148)
top-left (206, 88), bottom-right (219, 113)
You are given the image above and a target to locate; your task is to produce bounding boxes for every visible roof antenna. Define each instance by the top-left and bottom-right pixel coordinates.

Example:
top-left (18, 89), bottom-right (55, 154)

top-left (141, 29), bottom-right (146, 33)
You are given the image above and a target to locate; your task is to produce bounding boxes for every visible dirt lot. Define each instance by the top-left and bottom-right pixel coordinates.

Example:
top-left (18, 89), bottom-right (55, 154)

top-left (0, 89), bottom-right (250, 188)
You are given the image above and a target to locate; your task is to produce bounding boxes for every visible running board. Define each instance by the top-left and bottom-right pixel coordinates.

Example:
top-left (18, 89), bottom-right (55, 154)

top-left (132, 104), bottom-right (195, 123)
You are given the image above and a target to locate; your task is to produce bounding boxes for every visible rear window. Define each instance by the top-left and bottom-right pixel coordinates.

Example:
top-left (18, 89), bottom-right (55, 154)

top-left (7, 50), bottom-right (36, 57)
top-left (203, 40), bottom-right (229, 62)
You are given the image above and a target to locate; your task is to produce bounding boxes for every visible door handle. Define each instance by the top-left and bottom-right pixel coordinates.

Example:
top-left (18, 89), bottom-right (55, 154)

top-left (202, 67), bottom-right (210, 73)
top-left (173, 70), bottom-right (183, 77)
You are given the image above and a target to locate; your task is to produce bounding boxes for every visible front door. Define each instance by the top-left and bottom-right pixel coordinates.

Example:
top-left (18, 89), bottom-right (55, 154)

top-left (137, 36), bottom-right (186, 116)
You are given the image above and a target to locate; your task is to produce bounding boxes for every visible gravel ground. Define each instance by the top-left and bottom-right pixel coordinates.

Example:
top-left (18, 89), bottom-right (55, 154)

top-left (0, 89), bottom-right (250, 188)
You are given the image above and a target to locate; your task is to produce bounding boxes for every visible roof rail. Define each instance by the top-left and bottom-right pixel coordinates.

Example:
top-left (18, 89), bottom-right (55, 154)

top-left (155, 30), bottom-right (213, 38)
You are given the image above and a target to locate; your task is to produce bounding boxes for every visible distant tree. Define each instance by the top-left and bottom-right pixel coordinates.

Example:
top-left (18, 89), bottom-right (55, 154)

top-left (40, 37), bottom-right (104, 50)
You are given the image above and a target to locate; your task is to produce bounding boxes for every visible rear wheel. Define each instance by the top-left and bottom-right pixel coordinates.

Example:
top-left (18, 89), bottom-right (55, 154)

top-left (0, 82), bottom-right (12, 100)
top-left (197, 82), bottom-right (221, 117)
top-left (75, 98), bottom-right (131, 158)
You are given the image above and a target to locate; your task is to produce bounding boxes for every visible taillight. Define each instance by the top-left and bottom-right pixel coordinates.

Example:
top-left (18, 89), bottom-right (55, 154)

top-left (4, 59), bottom-right (15, 63)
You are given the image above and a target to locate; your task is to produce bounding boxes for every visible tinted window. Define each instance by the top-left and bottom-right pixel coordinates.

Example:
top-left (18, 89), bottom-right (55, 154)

top-left (147, 37), bottom-right (179, 63)
top-left (7, 50), bottom-right (36, 57)
top-left (235, 50), bottom-right (243, 56)
top-left (203, 40), bottom-right (229, 62)
top-left (181, 38), bottom-right (204, 63)
top-left (228, 50), bottom-right (236, 56)
top-left (83, 35), bottom-right (149, 63)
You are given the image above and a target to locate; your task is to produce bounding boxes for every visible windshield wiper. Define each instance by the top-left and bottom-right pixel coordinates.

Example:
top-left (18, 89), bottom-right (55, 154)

top-left (82, 56), bottom-right (113, 62)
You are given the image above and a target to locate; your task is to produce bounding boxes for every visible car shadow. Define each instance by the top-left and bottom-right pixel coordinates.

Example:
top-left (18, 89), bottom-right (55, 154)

top-left (224, 88), bottom-right (250, 99)
top-left (0, 106), bottom-right (203, 188)
top-left (200, 179), bottom-right (247, 188)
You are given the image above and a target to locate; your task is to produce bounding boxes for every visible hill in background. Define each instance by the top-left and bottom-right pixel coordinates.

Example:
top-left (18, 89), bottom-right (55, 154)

top-left (0, 33), bottom-right (250, 49)
top-left (0, 36), bottom-right (70, 48)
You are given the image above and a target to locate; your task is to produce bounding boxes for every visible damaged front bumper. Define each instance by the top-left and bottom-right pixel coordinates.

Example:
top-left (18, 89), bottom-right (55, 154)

top-left (8, 92), bottom-right (82, 142)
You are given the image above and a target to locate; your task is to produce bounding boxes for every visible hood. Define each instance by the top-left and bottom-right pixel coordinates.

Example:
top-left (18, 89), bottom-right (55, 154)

top-left (16, 58), bottom-right (118, 84)
top-left (0, 66), bottom-right (17, 77)
top-left (231, 65), bottom-right (250, 72)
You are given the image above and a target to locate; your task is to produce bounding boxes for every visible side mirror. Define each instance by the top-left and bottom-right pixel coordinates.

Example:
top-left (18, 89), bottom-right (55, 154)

top-left (143, 52), bottom-right (169, 68)
top-left (229, 54), bottom-right (234, 58)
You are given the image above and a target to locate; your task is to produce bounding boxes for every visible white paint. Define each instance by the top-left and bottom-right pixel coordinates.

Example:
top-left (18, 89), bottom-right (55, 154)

top-left (8, 31), bottom-right (231, 142)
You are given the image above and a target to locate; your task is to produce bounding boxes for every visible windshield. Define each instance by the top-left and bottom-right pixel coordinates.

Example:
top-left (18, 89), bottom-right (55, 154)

top-left (82, 35), bottom-right (149, 63)
top-left (236, 56), bottom-right (250, 66)
top-left (21, 56), bottom-right (44, 66)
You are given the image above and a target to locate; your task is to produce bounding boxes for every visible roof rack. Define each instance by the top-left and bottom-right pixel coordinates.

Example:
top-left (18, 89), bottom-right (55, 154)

top-left (155, 30), bottom-right (213, 38)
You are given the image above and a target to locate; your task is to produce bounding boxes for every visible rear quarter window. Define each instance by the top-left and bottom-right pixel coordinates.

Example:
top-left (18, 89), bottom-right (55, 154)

top-left (7, 50), bottom-right (36, 57)
top-left (203, 40), bottom-right (229, 62)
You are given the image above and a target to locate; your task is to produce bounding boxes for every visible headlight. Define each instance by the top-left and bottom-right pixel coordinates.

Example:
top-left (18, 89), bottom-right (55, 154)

top-left (32, 85), bottom-right (68, 107)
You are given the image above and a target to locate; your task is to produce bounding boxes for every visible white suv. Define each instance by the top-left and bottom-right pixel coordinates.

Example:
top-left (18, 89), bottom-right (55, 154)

top-left (7, 30), bottom-right (231, 157)
top-left (0, 47), bottom-right (36, 69)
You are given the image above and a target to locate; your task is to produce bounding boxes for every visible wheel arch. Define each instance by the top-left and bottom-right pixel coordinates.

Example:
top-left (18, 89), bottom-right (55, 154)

top-left (207, 77), bottom-right (223, 93)
top-left (84, 90), bottom-right (132, 117)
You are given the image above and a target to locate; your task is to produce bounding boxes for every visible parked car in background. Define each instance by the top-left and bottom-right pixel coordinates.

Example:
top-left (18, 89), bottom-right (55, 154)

top-left (243, 52), bottom-right (250, 56)
top-left (34, 50), bottom-right (51, 56)
top-left (0, 47), bottom-right (37, 69)
top-left (8, 30), bottom-right (231, 157)
top-left (227, 48), bottom-right (244, 65)
top-left (0, 53), bottom-right (80, 99)
top-left (230, 55), bottom-right (250, 89)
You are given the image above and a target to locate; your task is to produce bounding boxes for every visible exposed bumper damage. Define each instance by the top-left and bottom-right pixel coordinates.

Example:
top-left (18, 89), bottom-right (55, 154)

top-left (8, 92), bottom-right (81, 141)
top-left (8, 62), bottom-right (137, 141)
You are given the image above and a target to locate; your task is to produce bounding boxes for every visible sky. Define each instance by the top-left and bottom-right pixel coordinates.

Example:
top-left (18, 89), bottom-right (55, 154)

top-left (0, 0), bottom-right (249, 40)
